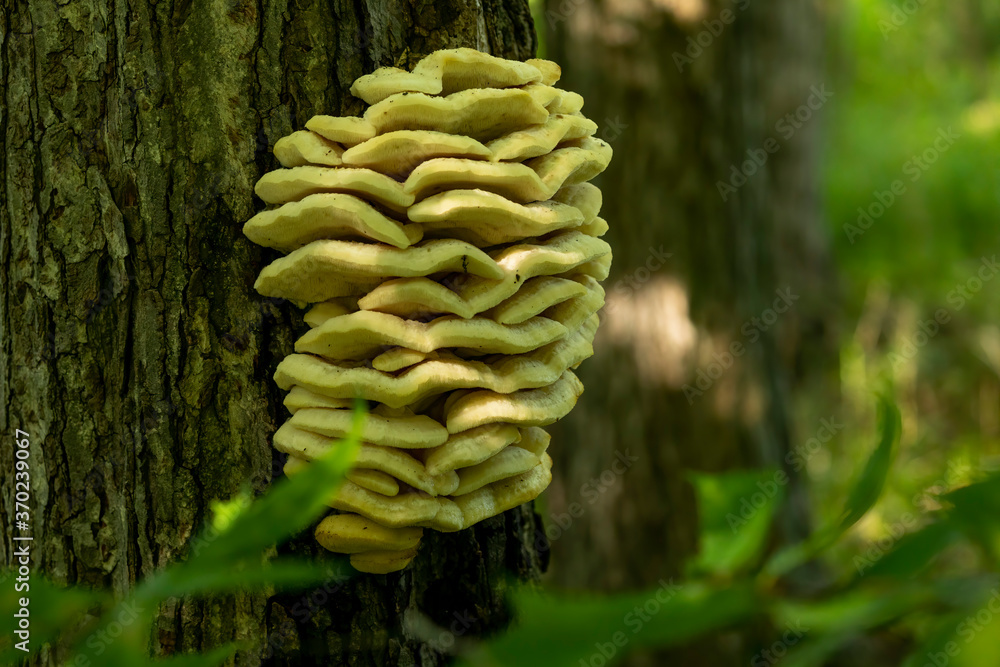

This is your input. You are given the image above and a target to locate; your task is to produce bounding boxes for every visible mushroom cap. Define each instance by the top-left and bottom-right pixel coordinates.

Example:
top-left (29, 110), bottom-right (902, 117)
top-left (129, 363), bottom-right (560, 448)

top-left (349, 547), bottom-right (421, 575)
top-left (486, 276), bottom-right (589, 325)
top-left (552, 182), bottom-right (603, 223)
top-left (349, 67), bottom-right (443, 105)
top-left (272, 130), bottom-right (345, 168)
top-left (244, 193), bottom-right (421, 252)
top-left (414, 498), bottom-right (465, 532)
top-left (295, 310), bottom-right (568, 360)
top-left (364, 89), bottom-right (548, 142)
top-left (350, 48), bottom-right (544, 105)
top-left (285, 456), bottom-right (403, 497)
top-left (407, 188), bottom-right (584, 246)
top-left (572, 256), bottom-right (614, 281)
top-left (329, 481), bottom-right (445, 528)
top-left (453, 439), bottom-right (549, 496)
top-left (542, 279), bottom-right (606, 332)
top-left (356, 231), bottom-right (612, 319)
top-left (525, 58), bottom-right (561, 86)
top-left (282, 386), bottom-right (352, 413)
top-left (371, 347), bottom-right (438, 373)
top-left (273, 324), bottom-right (596, 408)
top-left (423, 423), bottom-right (522, 476)
top-left (526, 137), bottom-right (614, 194)
top-left (513, 426), bottom-right (552, 458)
top-left (274, 424), bottom-right (455, 495)
top-left (443, 370), bottom-right (587, 433)
top-left (347, 468), bottom-right (399, 496)
top-left (289, 405), bottom-right (448, 449)
top-left (341, 130), bottom-right (491, 177)
top-left (487, 113), bottom-right (597, 162)
top-left (578, 216), bottom-right (610, 237)
top-left (303, 299), bottom-right (357, 328)
top-left (405, 158), bottom-right (549, 203)
top-left (529, 85), bottom-right (584, 115)
top-left (305, 115), bottom-right (376, 146)
top-left (452, 454), bottom-right (553, 529)
top-left (254, 165), bottom-right (414, 212)
top-left (253, 238), bottom-right (503, 302)
top-left (315, 514), bottom-right (423, 553)
top-left (414, 48), bottom-right (543, 96)
top-left (346, 469), bottom-right (401, 497)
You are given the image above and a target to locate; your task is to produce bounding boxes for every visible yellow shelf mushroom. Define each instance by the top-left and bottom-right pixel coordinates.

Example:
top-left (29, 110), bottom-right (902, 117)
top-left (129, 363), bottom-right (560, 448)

top-left (341, 130), bottom-right (492, 176)
top-left (423, 423), bottom-right (523, 476)
top-left (364, 89), bottom-right (548, 141)
top-left (487, 113), bottom-right (597, 162)
top-left (295, 310), bottom-right (568, 360)
top-left (273, 325), bottom-right (596, 408)
top-left (407, 188), bottom-right (585, 245)
top-left (244, 193), bottom-right (421, 251)
top-left (244, 48), bottom-right (612, 574)
top-left (254, 165), bottom-right (414, 211)
top-left (253, 237), bottom-right (503, 302)
top-left (356, 232), bottom-right (612, 319)
top-left (304, 115), bottom-right (376, 146)
top-left (351, 48), bottom-right (545, 104)
top-left (273, 130), bottom-right (345, 167)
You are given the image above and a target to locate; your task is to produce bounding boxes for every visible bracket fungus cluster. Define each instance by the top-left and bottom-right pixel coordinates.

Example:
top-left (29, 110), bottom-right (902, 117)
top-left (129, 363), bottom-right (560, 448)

top-left (245, 48), bottom-right (612, 574)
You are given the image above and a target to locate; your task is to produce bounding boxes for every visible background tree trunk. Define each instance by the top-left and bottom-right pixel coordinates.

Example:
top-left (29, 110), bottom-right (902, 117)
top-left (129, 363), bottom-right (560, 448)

top-left (0, 1), bottom-right (541, 664)
top-left (541, 0), bottom-right (834, 663)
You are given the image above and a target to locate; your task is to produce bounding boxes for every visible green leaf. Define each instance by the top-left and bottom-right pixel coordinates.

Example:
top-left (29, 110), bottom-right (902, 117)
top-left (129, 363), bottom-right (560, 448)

top-left (902, 584), bottom-right (1000, 667)
top-left (837, 395), bottom-right (901, 532)
top-left (208, 491), bottom-right (253, 533)
top-left (143, 558), bottom-right (350, 600)
top-left (942, 474), bottom-right (1000, 557)
top-left (459, 581), bottom-right (759, 667)
top-left (952, 609), bottom-right (1000, 666)
top-left (763, 541), bottom-right (813, 580)
top-left (765, 397), bottom-right (901, 577)
top-left (776, 585), bottom-right (934, 667)
top-left (903, 612), bottom-right (972, 667)
top-left (862, 521), bottom-right (963, 579)
top-left (688, 470), bottom-right (785, 576)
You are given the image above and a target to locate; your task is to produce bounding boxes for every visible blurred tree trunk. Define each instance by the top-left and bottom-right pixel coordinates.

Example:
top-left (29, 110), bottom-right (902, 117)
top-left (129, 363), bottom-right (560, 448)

top-left (542, 0), bottom-right (835, 663)
top-left (0, 1), bottom-right (541, 665)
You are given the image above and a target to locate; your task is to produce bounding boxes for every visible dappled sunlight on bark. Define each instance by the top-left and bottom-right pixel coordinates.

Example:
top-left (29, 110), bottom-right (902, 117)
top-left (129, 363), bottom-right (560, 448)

top-left (600, 277), bottom-right (697, 388)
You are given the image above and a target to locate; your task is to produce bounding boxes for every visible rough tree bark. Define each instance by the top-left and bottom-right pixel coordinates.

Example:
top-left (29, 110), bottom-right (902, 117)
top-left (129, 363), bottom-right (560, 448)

top-left (540, 0), bottom-right (834, 664)
top-left (0, 1), bottom-right (541, 665)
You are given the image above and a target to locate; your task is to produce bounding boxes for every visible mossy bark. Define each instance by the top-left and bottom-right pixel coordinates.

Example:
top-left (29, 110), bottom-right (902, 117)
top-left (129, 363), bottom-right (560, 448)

top-left (0, 1), bottom-right (540, 664)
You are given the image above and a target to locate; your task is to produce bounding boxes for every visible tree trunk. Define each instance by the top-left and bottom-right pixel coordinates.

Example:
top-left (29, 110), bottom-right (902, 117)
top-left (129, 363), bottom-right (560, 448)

top-left (0, 1), bottom-right (541, 665)
top-left (540, 0), bottom-right (834, 663)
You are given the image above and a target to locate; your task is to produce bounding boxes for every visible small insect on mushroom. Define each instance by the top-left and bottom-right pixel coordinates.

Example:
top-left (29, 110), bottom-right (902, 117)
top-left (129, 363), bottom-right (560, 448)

top-left (244, 47), bottom-right (612, 574)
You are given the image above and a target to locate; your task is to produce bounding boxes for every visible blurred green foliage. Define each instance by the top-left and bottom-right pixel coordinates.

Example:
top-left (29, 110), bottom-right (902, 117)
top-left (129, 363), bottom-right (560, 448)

top-left (827, 0), bottom-right (1000, 303)
top-left (466, 399), bottom-right (1000, 667)
top-left (800, 0), bottom-right (1000, 612)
